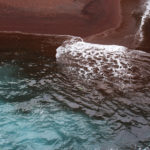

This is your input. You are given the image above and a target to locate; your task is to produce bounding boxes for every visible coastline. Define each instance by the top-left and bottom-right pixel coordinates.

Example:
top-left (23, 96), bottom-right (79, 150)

top-left (0, 0), bottom-right (149, 52)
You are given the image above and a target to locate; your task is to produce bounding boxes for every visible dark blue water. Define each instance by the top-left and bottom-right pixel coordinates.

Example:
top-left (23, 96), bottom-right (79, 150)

top-left (0, 35), bottom-right (150, 150)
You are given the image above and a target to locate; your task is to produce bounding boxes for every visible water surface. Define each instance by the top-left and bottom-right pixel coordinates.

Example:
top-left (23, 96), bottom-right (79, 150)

top-left (0, 35), bottom-right (150, 150)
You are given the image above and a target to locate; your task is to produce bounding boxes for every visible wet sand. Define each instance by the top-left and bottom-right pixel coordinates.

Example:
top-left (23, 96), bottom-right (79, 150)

top-left (0, 0), bottom-right (149, 52)
top-left (0, 32), bottom-right (71, 59)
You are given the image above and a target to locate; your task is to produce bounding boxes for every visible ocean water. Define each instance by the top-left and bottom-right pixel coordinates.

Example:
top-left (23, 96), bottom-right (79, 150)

top-left (0, 49), bottom-right (114, 150)
top-left (0, 33), bottom-right (150, 150)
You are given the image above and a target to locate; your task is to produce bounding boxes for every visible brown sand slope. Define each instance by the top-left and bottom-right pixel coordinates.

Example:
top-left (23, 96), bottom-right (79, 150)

top-left (0, 0), bottom-right (149, 51)
top-left (85, 0), bottom-right (146, 49)
top-left (0, 0), bottom-right (120, 37)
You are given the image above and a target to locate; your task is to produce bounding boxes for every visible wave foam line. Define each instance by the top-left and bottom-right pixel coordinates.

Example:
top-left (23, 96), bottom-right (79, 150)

top-left (56, 37), bottom-right (132, 82)
top-left (136, 0), bottom-right (150, 42)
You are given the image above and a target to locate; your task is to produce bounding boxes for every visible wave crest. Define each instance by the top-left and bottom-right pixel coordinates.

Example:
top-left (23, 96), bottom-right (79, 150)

top-left (56, 37), bottom-right (150, 92)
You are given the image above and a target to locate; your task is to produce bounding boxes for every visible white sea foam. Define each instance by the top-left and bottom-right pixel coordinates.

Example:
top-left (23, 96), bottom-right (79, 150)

top-left (136, 0), bottom-right (150, 42)
top-left (56, 37), bottom-right (135, 88)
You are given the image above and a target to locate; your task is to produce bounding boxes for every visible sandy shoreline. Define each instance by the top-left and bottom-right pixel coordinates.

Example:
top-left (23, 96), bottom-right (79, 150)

top-left (85, 0), bottom-right (144, 49)
top-left (0, 0), bottom-right (149, 52)
top-left (0, 0), bottom-right (121, 37)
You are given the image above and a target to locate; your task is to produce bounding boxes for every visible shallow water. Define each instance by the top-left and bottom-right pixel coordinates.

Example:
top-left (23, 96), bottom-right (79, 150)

top-left (0, 35), bottom-right (150, 150)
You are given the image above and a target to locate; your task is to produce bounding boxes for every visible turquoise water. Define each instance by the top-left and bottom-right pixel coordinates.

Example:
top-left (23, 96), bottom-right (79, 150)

top-left (0, 98), bottom-right (112, 150)
top-left (0, 57), bottom-right (114, 150)
top-left (0, 41), bottom-right (150, 149)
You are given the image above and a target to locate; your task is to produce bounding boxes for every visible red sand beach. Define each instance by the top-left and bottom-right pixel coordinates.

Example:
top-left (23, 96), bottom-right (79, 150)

top-left (0, 0), bottom-right (149, 51)
top-left (0, 0), bottom-right (120, 37)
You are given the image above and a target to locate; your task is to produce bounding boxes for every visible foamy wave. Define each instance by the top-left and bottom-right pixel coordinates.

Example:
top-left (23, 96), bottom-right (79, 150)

top-left (136, 0), bottom-right (150, 42)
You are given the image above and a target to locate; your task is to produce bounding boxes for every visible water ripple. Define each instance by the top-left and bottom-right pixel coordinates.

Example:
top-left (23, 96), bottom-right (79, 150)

top-left (0, 35), bottom-right (150, 149)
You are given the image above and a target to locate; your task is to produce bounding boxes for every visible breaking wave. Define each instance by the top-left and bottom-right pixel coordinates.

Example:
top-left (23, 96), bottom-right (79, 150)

top-left (136, 0), bottom-right (150, 43)
top-left (0, 32), bottom-right (150, 149)
top-left (56, 36), bottom-right (150, 92)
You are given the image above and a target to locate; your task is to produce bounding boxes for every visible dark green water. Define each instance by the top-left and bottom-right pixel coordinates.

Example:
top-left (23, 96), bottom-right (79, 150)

top-left (0, 35), bottom-right (150, 150)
